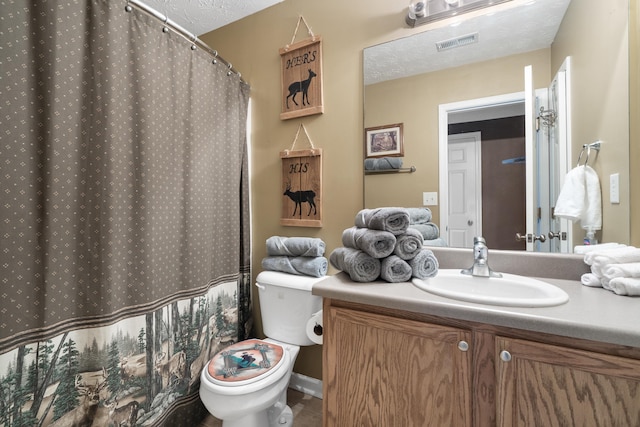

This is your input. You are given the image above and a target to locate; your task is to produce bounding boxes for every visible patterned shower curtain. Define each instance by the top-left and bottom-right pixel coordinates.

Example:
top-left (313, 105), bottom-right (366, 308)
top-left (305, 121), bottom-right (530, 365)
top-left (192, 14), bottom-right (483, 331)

top-left (0, 1), bottom-right (251, 426)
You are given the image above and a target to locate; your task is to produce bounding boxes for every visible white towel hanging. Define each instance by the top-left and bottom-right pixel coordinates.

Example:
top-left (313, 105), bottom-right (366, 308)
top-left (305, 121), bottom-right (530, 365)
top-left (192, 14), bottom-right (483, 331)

top-left (554, 165), bottom-right (601, 230)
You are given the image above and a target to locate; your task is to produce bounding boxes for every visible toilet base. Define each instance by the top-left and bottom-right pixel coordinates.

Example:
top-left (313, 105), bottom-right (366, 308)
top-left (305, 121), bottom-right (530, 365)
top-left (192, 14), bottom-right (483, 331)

top-left (220, 404), bottom-right (293, 427)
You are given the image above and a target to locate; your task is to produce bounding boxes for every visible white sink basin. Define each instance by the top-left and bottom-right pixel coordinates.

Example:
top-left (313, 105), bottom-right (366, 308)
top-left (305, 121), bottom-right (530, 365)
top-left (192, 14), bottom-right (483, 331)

top-left (412, 269), bottom-right (569, 307)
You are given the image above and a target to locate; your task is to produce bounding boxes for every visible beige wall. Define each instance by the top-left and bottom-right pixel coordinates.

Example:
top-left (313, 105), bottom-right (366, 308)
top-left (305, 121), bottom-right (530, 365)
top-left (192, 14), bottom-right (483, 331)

top-left (631, 0), bottom-right (639, 246)
top-left (364, 49), bottom-right (551, 226)
top-left (552, 0), bottom-right (631, 245)
top-left (201, 0), bottom-right (419, 380)
top-left (201, 0), bottom-right (638, 381)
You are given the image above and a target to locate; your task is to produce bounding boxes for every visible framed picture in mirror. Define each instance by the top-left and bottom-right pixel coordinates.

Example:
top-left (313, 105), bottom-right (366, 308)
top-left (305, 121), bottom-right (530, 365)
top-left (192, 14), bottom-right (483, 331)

top-left (365, 123), bottom-right (404, 158)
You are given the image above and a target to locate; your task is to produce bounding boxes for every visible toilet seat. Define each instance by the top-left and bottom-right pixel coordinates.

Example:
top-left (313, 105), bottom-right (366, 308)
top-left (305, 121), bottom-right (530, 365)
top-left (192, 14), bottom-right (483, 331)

top-left (205, 339), bottom-right (288, 387)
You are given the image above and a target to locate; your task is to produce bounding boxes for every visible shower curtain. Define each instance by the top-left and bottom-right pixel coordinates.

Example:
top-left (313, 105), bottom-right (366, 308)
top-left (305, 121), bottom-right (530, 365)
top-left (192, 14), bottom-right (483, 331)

top-left (0, 1), bottom-right (251, 426)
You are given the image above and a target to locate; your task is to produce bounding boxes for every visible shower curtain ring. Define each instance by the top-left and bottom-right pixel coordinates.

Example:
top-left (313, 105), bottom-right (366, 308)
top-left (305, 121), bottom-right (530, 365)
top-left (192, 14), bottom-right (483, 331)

top-left (125, 1), bottom-right (133, 12)
top-left (212, 51), bottom-right (218, 64)
top-left (162, 16), bottom-right (169, 33)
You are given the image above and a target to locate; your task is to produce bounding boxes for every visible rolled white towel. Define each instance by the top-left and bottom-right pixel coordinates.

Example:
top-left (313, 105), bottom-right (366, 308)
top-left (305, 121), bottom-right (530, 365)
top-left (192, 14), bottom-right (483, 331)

top-left (574, 243), bottom-right (626, 255)
top-left (587, 247), bottom-right (640, 278)
top-left (608, 277), bottom-right (640, 296)
top-left (581, 273), bottom-right (602, 288)
top-left (603, 262), bottom-right (640, 280)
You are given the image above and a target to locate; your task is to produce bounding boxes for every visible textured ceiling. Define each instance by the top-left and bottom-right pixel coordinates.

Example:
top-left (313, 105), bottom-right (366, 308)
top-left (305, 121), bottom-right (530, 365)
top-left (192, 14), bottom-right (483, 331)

top-left (138, 0), bottom-right (283, 35)
top-left (364, 0), bottom-right (572, 85)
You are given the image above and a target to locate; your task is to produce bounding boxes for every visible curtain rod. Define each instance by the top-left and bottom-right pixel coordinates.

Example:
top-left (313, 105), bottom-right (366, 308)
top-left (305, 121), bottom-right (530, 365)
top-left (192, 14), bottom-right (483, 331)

top-left (126, 0), bottom-right (246, 84)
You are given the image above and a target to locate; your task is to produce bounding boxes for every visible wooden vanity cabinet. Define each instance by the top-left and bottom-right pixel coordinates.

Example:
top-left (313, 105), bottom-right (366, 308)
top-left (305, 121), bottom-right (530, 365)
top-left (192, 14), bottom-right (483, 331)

top-left (323, 299), bottom-right (640, 427)
top-left (323, 304), bottom-right (473, 426)
top-left (496, 337), bottom-right (640, 426)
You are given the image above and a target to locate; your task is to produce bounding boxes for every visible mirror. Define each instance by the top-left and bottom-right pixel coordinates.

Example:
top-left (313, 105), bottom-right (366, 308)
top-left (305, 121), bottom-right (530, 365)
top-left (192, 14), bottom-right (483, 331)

top-left (363, 0), bottom-right (630, 252)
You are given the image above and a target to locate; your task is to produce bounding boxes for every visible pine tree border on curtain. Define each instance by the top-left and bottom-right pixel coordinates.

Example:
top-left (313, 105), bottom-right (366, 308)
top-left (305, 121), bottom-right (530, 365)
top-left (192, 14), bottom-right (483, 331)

top-left (0, 0), bottom-right (251, 425)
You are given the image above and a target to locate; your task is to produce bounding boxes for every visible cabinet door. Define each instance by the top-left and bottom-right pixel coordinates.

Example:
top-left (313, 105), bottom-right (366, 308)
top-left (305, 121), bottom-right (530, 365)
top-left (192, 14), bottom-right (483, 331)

top-left (496, 336), bottom-right (640, 426)
top-left (324, 306), bottom-right (472, 427)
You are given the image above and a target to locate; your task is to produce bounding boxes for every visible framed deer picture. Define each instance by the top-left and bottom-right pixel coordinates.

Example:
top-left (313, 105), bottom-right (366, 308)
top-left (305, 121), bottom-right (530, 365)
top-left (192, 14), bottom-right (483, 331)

top-left (365, 123), bottom-right (404, 158)
top-left (279, 36), bottom-right (324, 120)
top-left (280, 148), bottom-right (322, 227)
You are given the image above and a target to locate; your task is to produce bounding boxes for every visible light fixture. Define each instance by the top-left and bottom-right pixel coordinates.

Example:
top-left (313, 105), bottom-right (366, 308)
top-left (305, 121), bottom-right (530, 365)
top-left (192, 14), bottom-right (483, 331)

top-left (406, 0), bottom-right (513, 27)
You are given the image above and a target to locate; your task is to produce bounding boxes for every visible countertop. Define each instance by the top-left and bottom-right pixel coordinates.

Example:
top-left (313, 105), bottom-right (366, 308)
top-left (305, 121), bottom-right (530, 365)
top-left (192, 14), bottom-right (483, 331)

top-left (313, 248), bottom-right (640, 348)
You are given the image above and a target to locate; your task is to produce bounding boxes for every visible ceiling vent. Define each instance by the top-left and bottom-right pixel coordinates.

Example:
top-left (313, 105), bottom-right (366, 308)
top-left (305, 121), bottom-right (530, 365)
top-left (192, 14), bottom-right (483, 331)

top-left (436, 32), bottom-right (479, 51)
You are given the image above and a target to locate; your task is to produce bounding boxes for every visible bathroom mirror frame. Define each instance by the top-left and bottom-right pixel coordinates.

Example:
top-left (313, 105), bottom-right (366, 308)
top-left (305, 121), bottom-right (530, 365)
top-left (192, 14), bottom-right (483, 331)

top-left (363, 0), bottom-right (632, 252)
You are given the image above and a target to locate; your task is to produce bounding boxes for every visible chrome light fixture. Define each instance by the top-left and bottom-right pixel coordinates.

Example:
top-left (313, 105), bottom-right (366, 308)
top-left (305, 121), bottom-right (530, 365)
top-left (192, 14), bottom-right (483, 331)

top-left (406, 0), bottom-right (514, 27)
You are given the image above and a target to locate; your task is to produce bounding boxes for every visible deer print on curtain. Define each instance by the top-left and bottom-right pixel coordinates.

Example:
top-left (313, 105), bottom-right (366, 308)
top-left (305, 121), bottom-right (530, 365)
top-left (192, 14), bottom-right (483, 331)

top-left (0, 0), bottom-right (251, 426)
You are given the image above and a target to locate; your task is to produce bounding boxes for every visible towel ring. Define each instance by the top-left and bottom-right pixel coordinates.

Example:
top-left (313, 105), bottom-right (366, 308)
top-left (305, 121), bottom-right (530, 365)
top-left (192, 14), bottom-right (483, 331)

top-left (577, 141), bottom-right (601, 167)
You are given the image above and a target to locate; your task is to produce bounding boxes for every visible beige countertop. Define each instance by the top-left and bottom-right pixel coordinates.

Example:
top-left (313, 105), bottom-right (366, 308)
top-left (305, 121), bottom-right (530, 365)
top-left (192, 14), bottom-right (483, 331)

top-left (313, 247), bottom-right (640, 348)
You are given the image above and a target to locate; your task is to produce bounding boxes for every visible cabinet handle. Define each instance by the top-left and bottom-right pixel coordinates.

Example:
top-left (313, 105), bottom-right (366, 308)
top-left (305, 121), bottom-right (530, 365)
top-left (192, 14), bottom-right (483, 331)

top-left (457, 340), bottom-right (469, 352)
top-left (500, 350), bottom-right (512, 362)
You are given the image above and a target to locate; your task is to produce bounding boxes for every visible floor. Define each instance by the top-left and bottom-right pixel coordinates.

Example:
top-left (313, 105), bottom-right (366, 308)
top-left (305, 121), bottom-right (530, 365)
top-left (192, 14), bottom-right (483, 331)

top-left (197, 388), bottom-right (322, 427)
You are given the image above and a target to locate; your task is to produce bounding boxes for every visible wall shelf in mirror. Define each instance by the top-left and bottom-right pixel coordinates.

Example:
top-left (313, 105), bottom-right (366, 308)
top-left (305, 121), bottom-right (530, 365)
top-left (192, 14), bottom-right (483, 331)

top-left (365, 166), bottom-right (416, 175)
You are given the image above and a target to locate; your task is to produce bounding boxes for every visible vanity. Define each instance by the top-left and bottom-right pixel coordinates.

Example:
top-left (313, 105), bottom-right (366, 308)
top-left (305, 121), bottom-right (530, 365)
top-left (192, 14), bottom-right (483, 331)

top-left (313, 248), bottom-right (640, 426)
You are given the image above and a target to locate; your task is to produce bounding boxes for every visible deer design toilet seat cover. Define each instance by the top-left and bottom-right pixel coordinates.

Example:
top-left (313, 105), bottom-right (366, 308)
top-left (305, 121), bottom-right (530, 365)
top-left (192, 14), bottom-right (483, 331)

top-left (207, 339), bottom-right (286, 386)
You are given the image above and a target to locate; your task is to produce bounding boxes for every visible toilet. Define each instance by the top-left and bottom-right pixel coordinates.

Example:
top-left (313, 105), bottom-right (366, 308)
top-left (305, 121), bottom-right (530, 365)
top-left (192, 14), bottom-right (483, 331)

top-left (199, 271), bottom-right (324, 427)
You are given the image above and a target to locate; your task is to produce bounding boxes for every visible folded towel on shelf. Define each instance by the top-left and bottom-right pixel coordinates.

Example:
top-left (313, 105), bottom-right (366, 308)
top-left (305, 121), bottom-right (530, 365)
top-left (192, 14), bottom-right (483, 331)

top-left (266, 236), bottom-right (326, 257)
top-left (608, 277), bottom-right (640, 296)
top-left (393, 228), bottom-right (424, 260)
top-left (380, 255), bottom-right (412, 283)
top-left (408, 223), bottom-right (440, 241)
top-left (581, 272), bottom-right (603, 288)
top-left (410, 249), bottom-right (439, 279)
top-left (329, 247), bottom-right (381, 283)
top-left (554, 165), bottom-right (602, 230)
top-left (406, 207), bottom-right (432, 224)
top-left (423, 237), bottom-right (448, 247)
top-left (364, 157), bottom-right (403, 170)
top-left (261, 256), bottom-right (328, 278)
top-left (354, 207), bottom-right (410, 235)
top-left (342, 226), bottom-right (396, 259)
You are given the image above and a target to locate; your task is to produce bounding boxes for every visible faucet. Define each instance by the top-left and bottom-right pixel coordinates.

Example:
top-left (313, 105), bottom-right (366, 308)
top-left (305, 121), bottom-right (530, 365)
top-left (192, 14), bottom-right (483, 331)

top-left (461, 237), bottom-right (502, 278)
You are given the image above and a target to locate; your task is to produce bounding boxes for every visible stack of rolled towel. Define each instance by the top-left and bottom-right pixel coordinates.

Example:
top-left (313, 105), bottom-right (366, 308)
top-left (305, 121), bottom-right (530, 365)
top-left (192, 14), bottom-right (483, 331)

top-left (581, 245), bottom-right (640, 296)
top-left (405, 207), bottom-right (447, 247)
top-left (261, 236), bottom-right (328, 278)
top-left (330, 207), bottom-right (439, 283)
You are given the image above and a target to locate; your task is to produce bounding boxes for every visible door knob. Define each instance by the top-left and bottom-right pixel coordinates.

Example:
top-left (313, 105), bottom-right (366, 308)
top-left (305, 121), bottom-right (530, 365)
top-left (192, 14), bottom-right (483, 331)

top-left (516, 233), bottom-right (547, 242)
top-left (467, 220), bottom-right (474, 226)
top-left (548, 231), bottom-right (561, 240)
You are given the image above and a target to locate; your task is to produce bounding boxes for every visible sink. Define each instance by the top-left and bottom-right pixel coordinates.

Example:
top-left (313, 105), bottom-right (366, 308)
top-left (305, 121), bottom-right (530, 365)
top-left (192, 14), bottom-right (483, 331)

top-left (412, 269), bottom-right (569, 307)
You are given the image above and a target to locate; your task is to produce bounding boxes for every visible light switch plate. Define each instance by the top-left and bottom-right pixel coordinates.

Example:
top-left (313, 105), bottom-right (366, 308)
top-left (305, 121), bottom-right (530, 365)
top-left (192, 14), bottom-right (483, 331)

top-left (423, 192), bottom-right (438, 206)
top-left (610, 173), bottom-right (620, 204)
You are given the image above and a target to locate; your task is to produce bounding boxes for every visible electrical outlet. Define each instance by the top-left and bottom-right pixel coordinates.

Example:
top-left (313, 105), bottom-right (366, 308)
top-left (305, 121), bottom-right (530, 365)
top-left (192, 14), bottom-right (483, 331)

top-left (610, 173), bottom-right (620, 204)
top-left (423, 192), bottom-right (438, 206)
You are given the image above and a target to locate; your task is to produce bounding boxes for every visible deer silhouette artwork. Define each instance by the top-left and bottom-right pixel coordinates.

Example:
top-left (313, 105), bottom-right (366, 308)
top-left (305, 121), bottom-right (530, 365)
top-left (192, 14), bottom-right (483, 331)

top-left (284, 181), bottom-right (317, 216)
top-left (286, 69), bottom-right (317, 109)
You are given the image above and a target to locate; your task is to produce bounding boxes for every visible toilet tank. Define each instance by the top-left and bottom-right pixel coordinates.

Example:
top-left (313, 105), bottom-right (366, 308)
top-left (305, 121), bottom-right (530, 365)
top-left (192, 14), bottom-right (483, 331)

top-left (256, 271), bottom-right (324, 346)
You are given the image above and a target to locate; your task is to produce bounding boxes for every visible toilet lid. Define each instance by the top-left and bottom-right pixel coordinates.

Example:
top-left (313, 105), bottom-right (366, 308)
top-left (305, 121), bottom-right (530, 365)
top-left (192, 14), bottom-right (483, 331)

top-left (206, 339), bottom-right (287, 386)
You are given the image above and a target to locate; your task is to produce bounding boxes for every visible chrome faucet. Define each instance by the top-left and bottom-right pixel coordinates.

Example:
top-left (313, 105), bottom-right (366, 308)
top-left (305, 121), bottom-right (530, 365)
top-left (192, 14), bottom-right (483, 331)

top-left (461, 237), bottom-right (502, 278)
